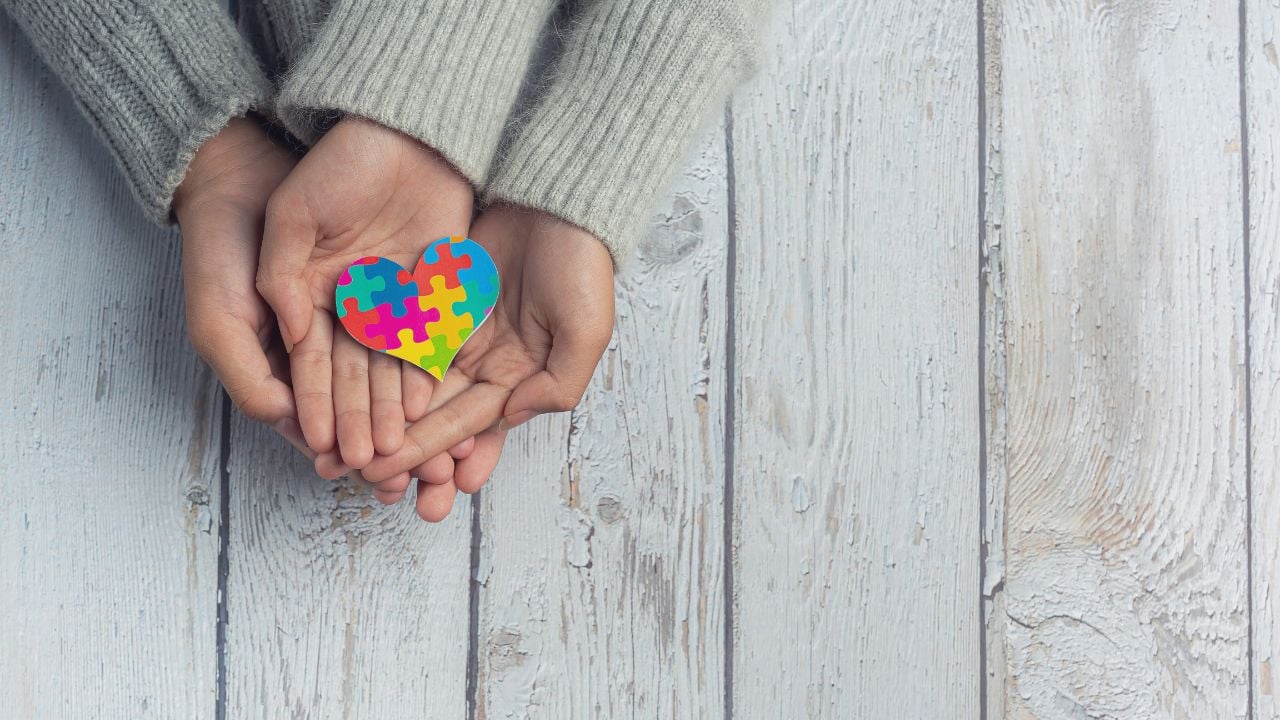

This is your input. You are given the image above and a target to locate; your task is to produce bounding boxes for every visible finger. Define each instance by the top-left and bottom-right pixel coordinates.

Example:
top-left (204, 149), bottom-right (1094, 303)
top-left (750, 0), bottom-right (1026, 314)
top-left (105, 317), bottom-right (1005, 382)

top-left (313, 450), bottom-right (371, 485)
top-left (448, 437), bottom-right (476, 460)
top-left (415, 478), bottom-right (459, 523)
top-left (454, 426), bottom-right (507, 494)
top-left (501, 326), bottom-right (608, 428)
top-left (401, 364), bottom-right (434, 422)
top-left (315, 450), bottom-right (350, 480)
top-left (191, 318), bottom-right (295, 424)
top-left (258, 190), bottom-right (319, 346)
top-left (291, 308), bottom-right (336, 453)
top-left (415, 451), bottom-right (455, 486)
top-left (373, 487), bottom-right (407, 505)
top-left (280, 415), bottom-right (368, 484)
top-left (420, 369), bottom-right (478, 458)
top-left (369, 353), bottom-right (405, 455)
top-left (271, 416), bottom-right (315, 459)
top-left (332, 333), bottom-right (374, 468)
top-left (362, 383), bottom-right (508, 482)
top-left (372, 472), bottom-right (412, 504)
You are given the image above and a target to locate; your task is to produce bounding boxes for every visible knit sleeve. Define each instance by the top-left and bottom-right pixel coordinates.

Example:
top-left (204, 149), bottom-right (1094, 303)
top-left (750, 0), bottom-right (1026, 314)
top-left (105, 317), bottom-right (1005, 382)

top-left (275, 0), bottom-right (558, 186)
top-left (240, 0), bottom-right (332, 79)
top-left (485, 0), bottom-right (769, 266)
top-left (0, 0), bottom-right (275, 224)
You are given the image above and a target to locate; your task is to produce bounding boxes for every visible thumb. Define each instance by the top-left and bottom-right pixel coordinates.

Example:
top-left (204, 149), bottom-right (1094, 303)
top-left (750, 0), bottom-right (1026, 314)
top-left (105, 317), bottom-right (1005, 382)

top-left (256, 191), bottom-right (318, 346)
top-left (500, 325), bottom-right (608, 429)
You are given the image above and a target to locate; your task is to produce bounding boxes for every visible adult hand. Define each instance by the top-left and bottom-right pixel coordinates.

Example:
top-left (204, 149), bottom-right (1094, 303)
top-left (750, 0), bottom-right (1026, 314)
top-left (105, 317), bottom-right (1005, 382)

top-left (174, 117), bottom-right (300, 439)
top-left (360, 205), bottom-right (616, 521)
top-left (255, 117), bottom-right (475, 474)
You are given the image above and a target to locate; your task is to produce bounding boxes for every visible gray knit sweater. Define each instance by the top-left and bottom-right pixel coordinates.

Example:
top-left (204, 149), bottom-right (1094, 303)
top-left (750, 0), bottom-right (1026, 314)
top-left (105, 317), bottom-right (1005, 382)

top-left (1, 0), bottom-right (767, 262)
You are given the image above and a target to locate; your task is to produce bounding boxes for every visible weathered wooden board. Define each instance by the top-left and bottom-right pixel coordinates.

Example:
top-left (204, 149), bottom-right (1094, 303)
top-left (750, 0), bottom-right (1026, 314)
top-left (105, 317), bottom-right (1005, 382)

top-left (475, 127), bottom-right (730, 718)
top-left (221, 417), bottom-right (473, 717)
top-left (987, 1), bottom-right (1249, 716)
top-left (1247, 0), bottom-right (1280, 714)
top-left (979, 1), bottom-right (1010, 714)
top-left (730, 1), bottom-right (982, 716)
top-left (0, 18), bottom-right (223, 719)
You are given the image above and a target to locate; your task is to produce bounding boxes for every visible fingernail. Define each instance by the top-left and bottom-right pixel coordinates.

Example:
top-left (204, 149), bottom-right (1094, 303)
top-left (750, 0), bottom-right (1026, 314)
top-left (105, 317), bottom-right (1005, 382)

top-left (283, 337), bottom-right (294, 353)
top-left (498, 410), bottom-right (537, 432)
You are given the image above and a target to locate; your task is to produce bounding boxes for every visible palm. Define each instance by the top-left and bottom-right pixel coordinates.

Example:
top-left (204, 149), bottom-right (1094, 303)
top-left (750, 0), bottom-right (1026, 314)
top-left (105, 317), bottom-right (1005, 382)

top-left (263, 117), bottom-right (474, 320)
top-left (446, 232), bottom-right (570, 397)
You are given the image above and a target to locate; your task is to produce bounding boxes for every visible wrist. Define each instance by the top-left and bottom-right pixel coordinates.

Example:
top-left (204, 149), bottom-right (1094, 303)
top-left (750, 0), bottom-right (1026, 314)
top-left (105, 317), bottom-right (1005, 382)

top-left (488, 203), bottom-right (614, 271)
top-left (175, 118), bottom-right (296, 227)
top-left (339, 116), bottom-right (473, 189)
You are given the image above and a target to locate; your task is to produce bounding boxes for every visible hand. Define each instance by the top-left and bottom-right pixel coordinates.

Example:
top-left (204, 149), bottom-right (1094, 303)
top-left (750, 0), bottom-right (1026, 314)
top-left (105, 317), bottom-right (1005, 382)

top-left (174, 117), bottom-right (302, 443)
top-left (360, 205), bottom-right (616, 521)
top-left (256, 117), bottom-right (475, 477)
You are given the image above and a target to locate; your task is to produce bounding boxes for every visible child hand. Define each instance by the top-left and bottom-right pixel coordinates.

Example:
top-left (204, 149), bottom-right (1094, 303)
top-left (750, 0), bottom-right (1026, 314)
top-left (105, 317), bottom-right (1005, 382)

top-left (254, 117), bottom-right (476, 477)
top-left (359, 205), bottom-right (616, 521)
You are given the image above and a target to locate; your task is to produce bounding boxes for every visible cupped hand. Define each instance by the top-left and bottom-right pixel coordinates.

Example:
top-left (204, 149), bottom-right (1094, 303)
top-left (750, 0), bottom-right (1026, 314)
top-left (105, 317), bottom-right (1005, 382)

top-left (255, 117), bottom-right (475, 475)
top-left (359, 205), bottom-right (616, 521)
top-left (175, 117), bottom-right (303, 441)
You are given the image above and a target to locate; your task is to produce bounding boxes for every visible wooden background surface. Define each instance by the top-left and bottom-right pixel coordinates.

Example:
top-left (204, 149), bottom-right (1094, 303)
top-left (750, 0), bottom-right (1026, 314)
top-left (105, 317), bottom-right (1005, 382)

top-left (1, 0), bottom-right (1275, 717)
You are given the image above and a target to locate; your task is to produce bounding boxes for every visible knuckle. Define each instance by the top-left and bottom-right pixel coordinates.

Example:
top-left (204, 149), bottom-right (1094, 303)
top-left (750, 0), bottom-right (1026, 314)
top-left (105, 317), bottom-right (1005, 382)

top-left (291, 348), bottom-right (330, 371)
top-left (335, 361), bottom-right (368, 382)
top-left (402, 433), bottom-right (429, 467)
top-left (291, 389), bottom-right (331, 404)
top-left (439, 407), bottom-right (468, 441)
top-left (552, 391), bottom-right (583, 413)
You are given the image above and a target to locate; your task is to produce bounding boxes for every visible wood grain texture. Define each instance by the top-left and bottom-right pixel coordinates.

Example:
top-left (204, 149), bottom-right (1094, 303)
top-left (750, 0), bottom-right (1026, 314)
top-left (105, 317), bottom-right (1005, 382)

top-left (729, 1), bottom-right (981, 716)
top-left (1247, 0), bottom-right (1280, 714)
top-left (988, 1), bottom-right (1249, 716)
top-left (980, 1), bottom-right (1011, 716)
top-left (222, 417), bottom-right (472, 717)
top-left (475, 126), bottom-right (729, 719)
top-left (0, 18), bottom-right (223, 719)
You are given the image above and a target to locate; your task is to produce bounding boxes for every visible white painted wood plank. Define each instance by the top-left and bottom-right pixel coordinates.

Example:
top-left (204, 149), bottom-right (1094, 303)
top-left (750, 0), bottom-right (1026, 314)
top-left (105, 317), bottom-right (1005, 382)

top-left (222, 416), bottom-right (472, 717)
top-left (1247, 0), bottom-right (1280, 713)
top-left (989, 1), bottom-right (1249, 716)
top-left (475, 126), bottom-right (729, 718)
top-left (730, 1), bottom-right (981, 717)
top-left (0, 18), bottom-right (222, 719)
top-left (979, 2), bottom-right (1011, 715)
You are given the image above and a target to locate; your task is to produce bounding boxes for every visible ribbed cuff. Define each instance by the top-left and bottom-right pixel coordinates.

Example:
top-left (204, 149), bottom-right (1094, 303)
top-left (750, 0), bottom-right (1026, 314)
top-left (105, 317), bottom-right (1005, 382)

top-left (2, 1), bottom-right (274, 224)
top-left (241, 0), bottom-right (329, 76)
top-left (276, 0), bottom-right (557, 186)
top-left (484, 1), bottom-right (762, 265)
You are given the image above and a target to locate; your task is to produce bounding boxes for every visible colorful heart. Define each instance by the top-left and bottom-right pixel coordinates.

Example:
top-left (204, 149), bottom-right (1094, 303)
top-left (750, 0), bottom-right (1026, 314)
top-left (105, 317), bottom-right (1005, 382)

top-left (335, 236), bottom-right (500, 380)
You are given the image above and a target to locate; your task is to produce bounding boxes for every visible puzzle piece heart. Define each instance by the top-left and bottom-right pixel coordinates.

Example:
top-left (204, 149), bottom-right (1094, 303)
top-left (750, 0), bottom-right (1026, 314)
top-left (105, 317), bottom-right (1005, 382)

top-left (336, 237), bottom-right (500, 380)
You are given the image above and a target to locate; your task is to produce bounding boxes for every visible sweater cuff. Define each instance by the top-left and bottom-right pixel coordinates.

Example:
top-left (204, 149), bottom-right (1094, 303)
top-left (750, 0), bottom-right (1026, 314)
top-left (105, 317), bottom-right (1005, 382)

top-left (484, 2), bottom-right (762, 265)
top-left (2, 1), bottom-right (274, 225)
top-left (276, 0), bottom-right (557, 186)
